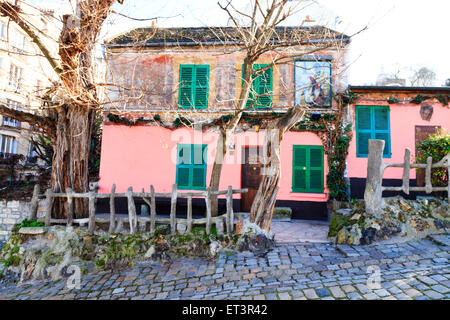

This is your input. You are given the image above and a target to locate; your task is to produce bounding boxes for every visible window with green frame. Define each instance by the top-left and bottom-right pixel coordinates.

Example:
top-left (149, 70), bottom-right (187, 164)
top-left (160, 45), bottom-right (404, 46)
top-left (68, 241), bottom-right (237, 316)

top-left (178, 64), bottom-right (209, 109)
top-left (242, 63), bottom-right (273, 109)
top-left (292, 145), bottom-right (324, 193)
top-left (355, 105), bottom-right (391, 158)
top-left (176, 144), bottom-right (207, 190)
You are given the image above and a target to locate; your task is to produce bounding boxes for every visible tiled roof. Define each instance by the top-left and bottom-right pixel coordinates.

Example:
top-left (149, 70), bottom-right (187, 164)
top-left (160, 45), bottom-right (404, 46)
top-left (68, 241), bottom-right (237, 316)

top-left (106, 26), bottom-right (350, 48)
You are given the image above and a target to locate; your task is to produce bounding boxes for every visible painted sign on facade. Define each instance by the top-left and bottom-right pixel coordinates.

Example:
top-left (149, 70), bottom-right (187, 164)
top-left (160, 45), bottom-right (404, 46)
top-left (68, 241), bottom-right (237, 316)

top-left (294, 60), bottom-right (332, 108)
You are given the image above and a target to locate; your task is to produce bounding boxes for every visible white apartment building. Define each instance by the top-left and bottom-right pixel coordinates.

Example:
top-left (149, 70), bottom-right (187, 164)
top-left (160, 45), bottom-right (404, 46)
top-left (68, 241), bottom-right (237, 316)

top-left (0, 3), bottom-right (59, 164)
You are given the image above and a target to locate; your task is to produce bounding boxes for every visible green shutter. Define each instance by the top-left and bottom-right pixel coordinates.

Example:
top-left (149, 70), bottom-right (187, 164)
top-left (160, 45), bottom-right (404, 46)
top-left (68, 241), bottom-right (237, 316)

top-left (356, 106), bottom-right (391, 158)
top-left (179, 65), bottom-right (209, 109)
top-left (176, 144), bottom-right (207, 190)
top-left (373, 108), bottom-right (390, 156)
top-left (293, 146), bottom-right (307, 192)
top-left (256, 65), bottom-right (272, 108)
top-left (242, 64), bottom-right (272, 109)
top-left (179, 65), bottom-right (194, 108)
top-left (309, 147), bottom-right (324, 192)
top-left (194, 65), bottom-right (209, 109)
top-left (293, 145), bottom-right (324, 193)
top-left (356, 106), bottom-right (372, 157)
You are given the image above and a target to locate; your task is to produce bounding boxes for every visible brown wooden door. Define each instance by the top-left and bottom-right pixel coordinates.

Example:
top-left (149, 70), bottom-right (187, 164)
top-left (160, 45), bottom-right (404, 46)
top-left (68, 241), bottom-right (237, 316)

top-left (415, 125), bottom-right (441, 186)
top-left (241, 146), bottom-right (262, 212)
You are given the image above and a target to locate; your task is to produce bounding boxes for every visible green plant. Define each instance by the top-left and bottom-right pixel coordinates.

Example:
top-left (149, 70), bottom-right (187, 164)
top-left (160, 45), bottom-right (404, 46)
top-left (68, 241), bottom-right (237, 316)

top-left (416, 132), bottom-right (450, 188)
top-left (14, 218), bottom-right (45, 231)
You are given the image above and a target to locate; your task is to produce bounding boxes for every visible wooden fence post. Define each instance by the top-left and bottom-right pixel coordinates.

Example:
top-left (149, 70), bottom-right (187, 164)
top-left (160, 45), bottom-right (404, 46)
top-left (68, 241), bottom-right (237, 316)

top-left (205, 187), bottom-right (212, 235)
top-left (29, 184), bottom-right (40, 220)
top-left (425, 156), bottom-right (433, 194)
top-left (66, 187), bottom-right (73, 226)
top-left (187, 196), bottom-right (193, 233)
top-left (364, 139), bottom-right (385, 216)
top-left (108, 184), bottom-right (116, 233)
top-left (44, 188), bottom-right (53, 226)
top-left (170, 184), bottom-right (177, 234)
top-left (127, 186), bottom-right (137, 234)
top-left (88, 192), bottom-right (96, 234)
top-left (226, 185), bottom-right (233, 234)
top-left (150, 185), bottom-right (156, 233)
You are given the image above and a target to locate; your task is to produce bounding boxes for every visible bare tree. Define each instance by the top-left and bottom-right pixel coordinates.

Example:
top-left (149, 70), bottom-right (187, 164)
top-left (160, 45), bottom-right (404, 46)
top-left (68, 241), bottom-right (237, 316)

top-left (208, 0), bottom-right (352, 217)
top-left (409, 66), bottom-right (436, 87)
top-left (0, 0), bottom-right (124, 218)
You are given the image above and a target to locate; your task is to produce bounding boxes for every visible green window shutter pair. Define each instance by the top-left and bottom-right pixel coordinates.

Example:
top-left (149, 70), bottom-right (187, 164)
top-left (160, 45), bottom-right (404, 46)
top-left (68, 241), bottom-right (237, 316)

top-left (178, 65), bottom-right (209, 109)
top-left (292, 145), bottom-right (324, 193)
top-left (176, 144), bottom-right (207, 190)
top-left (243, 63), bottom-right (273, 109)
top-left (356, 106), bottom-right (391, 158)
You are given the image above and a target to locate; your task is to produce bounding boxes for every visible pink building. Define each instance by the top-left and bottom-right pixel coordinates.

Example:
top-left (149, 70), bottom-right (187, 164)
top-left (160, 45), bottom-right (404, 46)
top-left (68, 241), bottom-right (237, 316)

top-left (347, 85), bottom-right (450, 199)
top-left (98, 26), bottom-right (350, 220)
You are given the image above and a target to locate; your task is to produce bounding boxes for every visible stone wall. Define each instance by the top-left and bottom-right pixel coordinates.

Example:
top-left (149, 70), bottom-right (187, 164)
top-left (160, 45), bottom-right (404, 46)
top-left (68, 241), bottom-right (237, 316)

top-left (0, 200), bottom-right (45, 241)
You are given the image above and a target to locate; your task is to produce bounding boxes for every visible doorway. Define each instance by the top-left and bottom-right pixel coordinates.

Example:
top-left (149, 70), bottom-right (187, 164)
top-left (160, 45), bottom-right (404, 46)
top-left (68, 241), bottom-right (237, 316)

top-left (415, 125), bottom-right (441, 186)
top-left (241, 146), bottom-right (262, 212)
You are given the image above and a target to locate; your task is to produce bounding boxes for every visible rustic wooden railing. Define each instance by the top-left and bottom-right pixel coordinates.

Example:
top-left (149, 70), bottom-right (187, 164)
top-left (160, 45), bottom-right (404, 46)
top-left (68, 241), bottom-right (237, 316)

top-left (28, 184), bottom-right (247, 235)
top-left (364, 139), bottom-right (450, 215)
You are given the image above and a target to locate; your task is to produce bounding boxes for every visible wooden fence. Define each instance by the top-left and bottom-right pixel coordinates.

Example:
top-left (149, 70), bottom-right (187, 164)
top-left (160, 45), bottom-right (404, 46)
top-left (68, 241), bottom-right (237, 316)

top-left (364, 139), bottom-right (450, 215)
top-left (29, 184), bottom-right (247, 235)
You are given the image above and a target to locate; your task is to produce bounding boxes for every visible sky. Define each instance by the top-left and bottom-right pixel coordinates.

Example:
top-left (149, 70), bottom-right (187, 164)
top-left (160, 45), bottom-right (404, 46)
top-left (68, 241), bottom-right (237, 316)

top-left (28, 0), bottom-right (450, 86)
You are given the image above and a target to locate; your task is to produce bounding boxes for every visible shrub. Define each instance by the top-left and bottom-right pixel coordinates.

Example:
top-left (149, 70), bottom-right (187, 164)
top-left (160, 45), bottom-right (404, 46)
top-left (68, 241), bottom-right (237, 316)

top-left (416, 132), bottom-right (450, 187)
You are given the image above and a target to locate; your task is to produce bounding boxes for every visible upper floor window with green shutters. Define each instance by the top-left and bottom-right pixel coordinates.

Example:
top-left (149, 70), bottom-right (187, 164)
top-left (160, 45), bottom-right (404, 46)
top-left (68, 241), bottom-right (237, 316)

top-left (178, 65), bottom-right (209, 109)
top-left (292, 145), bottom-right (324, 193)
top-left (356, 106), bottom-right (391, 158)
top-left (243, 63), bottom-right (273, 109)
top-left (176, 144), bottom-right (207, 190)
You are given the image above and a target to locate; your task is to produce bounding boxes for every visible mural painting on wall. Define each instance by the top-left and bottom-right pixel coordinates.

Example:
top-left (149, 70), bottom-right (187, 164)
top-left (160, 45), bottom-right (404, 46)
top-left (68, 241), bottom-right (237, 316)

top-left (294, 60), bottom-right (332, 108)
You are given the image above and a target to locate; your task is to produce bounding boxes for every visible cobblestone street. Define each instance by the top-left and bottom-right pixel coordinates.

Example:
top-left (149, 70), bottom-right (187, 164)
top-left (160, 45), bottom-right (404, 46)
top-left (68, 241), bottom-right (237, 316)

top-left (0, 234), bottom-right (449, 300)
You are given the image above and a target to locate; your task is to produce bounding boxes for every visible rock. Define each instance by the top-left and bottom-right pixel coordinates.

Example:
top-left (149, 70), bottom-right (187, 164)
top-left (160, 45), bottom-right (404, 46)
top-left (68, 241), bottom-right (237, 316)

top-left (47, 233), bottom-right (55, 240)
top-left (350, 213), bottom-right (361, 221)
top-left (347, 224), bottom-right (362, 245)
top-left (235, 221), bottom-right (244, 235)
top-left (336, 228), bottom-right (348, 244)
top-left (434, 219), bottom-right (450, 230)
top-left (83, 236), bottom-right (92, 243)
top-left (360, 227), bottom-right (376, 245)
top-left (176, 223), bottom-right (186, 233)
top-left (144, 245), bottom-right (155, 258)
top-left (336, 224), bottom-right (362, 245)
top-left (247, 234), bottom-right (274, 257)
top-left (336, 209), bottom-right (352, 216)
top-left (399, 199), bottom-right (412, 212)
top-left (18, 227), bottom-right (46, 235)
top-left (209, 241), bottom-right (222, 257)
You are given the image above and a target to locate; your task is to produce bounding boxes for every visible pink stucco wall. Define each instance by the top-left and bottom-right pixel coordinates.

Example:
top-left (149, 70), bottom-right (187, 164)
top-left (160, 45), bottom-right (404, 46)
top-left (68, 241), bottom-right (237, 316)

top-left (99, 125), bottom-right (328, 202)
top-left (347, 101), bottom-right (450, 179)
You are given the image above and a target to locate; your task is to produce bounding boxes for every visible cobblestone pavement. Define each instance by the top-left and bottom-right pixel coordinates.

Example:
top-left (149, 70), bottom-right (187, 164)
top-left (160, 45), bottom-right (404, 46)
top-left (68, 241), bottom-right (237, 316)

top-left (0, 234), bottom-right (449, 300)
top-left (270, 221), bottom-right (329, 243)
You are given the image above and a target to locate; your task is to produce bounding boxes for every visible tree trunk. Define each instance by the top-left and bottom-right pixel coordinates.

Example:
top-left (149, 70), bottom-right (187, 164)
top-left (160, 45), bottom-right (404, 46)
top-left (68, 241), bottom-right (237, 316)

top-left (51, 104), bottom-right (95, 218)
top-left (210, 128), bottom-right (227, 216)
top-left (209, 58), bottom-right (254, 216)
top-left (250, 107), bottom-right (305, 231)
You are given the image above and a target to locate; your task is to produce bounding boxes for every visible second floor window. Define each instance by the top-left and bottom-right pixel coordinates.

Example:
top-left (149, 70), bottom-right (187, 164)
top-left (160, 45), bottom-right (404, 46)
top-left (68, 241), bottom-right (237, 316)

top-left (244, 64), bottom-right (273, 109)
top-left (9, 64), bottom-right (23, 90)
top-left (294, 60), bottom-right (332, 108)
top-left (3, 100), bottom-right (21, 128)
top-left (178, 64), bottom-right (209, 109)
top-left (0, 134), bottom-right (18, 155)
